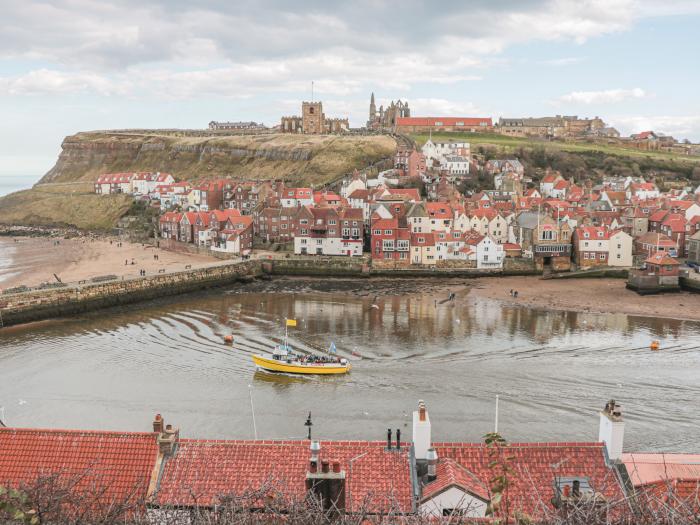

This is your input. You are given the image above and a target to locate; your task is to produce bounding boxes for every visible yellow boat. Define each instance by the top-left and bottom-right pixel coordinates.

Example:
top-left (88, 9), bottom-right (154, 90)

top-left (252, 318), bottom-right (351, 375)
top-left (252, 350), bottom-right (351, 375)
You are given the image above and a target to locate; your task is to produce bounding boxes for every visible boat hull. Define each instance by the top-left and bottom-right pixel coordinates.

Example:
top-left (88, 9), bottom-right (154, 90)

top-left (252, 354), bottom-right (350, 375)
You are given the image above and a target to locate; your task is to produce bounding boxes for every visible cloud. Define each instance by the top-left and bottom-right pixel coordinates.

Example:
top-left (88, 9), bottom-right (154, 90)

top-left (0, 69), bottom-right (130, 96)
top-left (410, 98), bottom-right (485, 116)
top-left (556, 88), bottom-right (648, 105)
top-left (611, 115), bottom-right (700, 140)
top-left (539, 57), bottom-right (585, 66)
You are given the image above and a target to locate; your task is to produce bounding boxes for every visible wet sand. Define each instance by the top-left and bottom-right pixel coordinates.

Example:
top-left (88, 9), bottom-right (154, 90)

top-left (0, 237), bottom-right (221, 289)
top-left (471, 275), bottom-right (700, 322)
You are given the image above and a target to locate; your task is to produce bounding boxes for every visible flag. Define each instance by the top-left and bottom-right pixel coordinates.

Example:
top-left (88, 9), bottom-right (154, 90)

top-left (329, 341), bottom-right (337, 354)
top-left (286, 319), bottom-right (297, 327)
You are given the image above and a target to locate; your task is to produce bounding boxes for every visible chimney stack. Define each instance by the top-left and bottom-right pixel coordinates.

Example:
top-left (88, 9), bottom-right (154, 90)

top-left (156, 420), bottom-right (179, 456)
top-left (412, 400), bottom-right (432, 460)
top-left (598, 399), bottom-right (625, 461)
top-left (426, 448), bottom-right (438, 482)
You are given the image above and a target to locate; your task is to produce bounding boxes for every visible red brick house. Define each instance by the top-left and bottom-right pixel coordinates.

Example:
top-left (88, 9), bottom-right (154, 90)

top-left (644, 251), bottom-right (680, 277)
top-left (371, 217), bottom-right (410, 265)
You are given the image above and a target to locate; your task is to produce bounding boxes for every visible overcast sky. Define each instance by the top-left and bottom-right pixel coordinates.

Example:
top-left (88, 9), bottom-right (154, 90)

top-left (1, 0), bottom-right (700, 183)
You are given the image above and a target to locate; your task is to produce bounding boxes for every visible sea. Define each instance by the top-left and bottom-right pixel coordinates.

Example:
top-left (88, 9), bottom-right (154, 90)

top-left (0, 175), bottom-right (33, 197)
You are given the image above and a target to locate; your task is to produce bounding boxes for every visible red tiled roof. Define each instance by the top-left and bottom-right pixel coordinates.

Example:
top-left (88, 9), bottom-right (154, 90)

top-left (422, 458), bottom-right (489, 501)
top-left (155, 440), bottom-right (412, 511)
top-left (622, 453), bottom-right (700, 487)
top-left (576, 226), bottom-right (610, 240)
top-left (372, 218), bottom-right (398, 230)
top-left (211, 209), bottom-right (242, 222)
top-left (348, 189), bottom-right (369, 200)
top-left (396, 117), bottom-right (493, 127)
top-left (425, 202), bottom-right (453, 219)
top-left (645, 251), bottom-right (680, 266)
top-left (0, 427), bottom-right (158, 507)
top-left (385, 188), bottom-right (421, 202)
top-left (635, 478), bottom-right (700, 512)
top-left (434, 442), bottom-right (623, 519)
top-left (411, 233), bottom-right (435, 246)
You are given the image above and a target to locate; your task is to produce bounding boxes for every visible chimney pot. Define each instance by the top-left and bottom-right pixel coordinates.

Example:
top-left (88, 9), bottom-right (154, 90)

top-left (332, 461), bottom-right (341, 473)
top-left (426, 448), bottom-right (438, 481)
top-left (321, 460), bottom-right (330, 473)
top-left (153, 414), bottom-right (164, 433)
top-left (387, 428), bottom-right (392, 450)
top-left (396, 428), bottom-right (401, 450)
top-left (563, 484), bottom-right (571, 497)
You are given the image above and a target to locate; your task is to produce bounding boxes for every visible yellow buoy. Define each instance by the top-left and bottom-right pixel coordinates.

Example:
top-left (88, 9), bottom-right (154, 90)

top-left (224, 335), bottom-right (234, 344)
top-left (650, 340), bottom-right (660, 351)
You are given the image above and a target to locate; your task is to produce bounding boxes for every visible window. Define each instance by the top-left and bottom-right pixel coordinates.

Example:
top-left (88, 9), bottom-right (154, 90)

top-left (329, 219), bottom-right (336, 225)
top-left (342, 228), bottom-right (350, 236)
top-left (300, 239), bottom-right (307, 245)
top-left (281, 224), bottom-right (287, 229)
top-left (316, 239), bottom-right (322, 245)
top-left (373, 229), bottom-right (381, 235)
top-left (300, 219), bottom-right (308, 225)
top-left (329, 229), bottom-right (336, 235)
top-left (301, 228), bottom-right (308, 235)
top-left (584, 253), bottom-right (589, 259)
top-left (541, 230), bottom-right (554, 240)
top-left (384, 230), bottom-right (393, 235)
top-left (600, 253), bottom-right (606, 260)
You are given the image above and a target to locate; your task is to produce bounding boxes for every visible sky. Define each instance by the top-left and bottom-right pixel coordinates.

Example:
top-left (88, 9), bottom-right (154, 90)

top-left (1, 0), bottom-right (699, 185)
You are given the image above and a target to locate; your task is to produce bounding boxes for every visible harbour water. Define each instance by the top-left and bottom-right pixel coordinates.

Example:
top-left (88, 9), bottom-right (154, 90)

top-left (0, 277), bottom-right (699, 452)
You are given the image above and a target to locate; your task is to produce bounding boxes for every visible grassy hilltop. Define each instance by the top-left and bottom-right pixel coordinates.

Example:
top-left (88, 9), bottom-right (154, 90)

top-left (0, 131), bottom-right (396, 230)
top-left (41, 131), bottom-right (396, 186)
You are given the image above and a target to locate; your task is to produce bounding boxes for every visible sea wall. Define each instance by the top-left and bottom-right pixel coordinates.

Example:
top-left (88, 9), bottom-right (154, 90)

top-left (0, 262), bottom-right (260, 327)
top-left (1, 256), bottom-right (542, 328)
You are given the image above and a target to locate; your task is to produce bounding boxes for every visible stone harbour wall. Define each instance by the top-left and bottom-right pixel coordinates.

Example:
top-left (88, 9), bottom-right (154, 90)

top-left (1, 256), bottom-right (544, 329)
top-left (0, 261), bottom-right (260, 328)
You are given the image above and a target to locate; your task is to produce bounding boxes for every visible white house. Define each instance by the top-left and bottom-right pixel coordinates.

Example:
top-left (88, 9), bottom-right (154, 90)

top-left (421, 140), bottom-right (470, 169)
top-left (280, 188), bottom-right (313, 208)
top-left (609, 230), bottom-right (633, 267)
top-left (465, 233), bottom-right (504, 269)
top-left (443, 155), bottom-right (470, 176)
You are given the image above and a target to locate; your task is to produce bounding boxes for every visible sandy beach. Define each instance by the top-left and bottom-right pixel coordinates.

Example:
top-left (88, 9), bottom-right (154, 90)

top-left (471, 275), bottom-right (700, 322)
top-left (0, 236), bottom-right (222, 289)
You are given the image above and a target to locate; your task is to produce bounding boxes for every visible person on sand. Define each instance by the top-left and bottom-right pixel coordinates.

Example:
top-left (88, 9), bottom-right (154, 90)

top-left (509, 289), bottom-right (513, 296)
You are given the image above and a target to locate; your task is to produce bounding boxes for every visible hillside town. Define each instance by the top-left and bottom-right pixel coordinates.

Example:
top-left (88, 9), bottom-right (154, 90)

top-left (94, 131), bottom-right (700, 294)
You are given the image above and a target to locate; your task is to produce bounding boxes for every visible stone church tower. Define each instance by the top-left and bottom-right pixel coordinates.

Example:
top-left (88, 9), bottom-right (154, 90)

top-left (369, 92), bottom-right (377, 122)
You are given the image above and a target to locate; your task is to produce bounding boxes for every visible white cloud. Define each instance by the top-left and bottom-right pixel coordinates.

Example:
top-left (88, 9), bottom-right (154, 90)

top-left (410, 98), bottom-right (485, 116)
top-left (0, 69), bottom-right (130, 96)
top-left (611, 115), bottom-right (700, 140)
top-left (540, 57), bottom-right (585, 66)
top-left (556, 88), bottom-right (648, 105)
